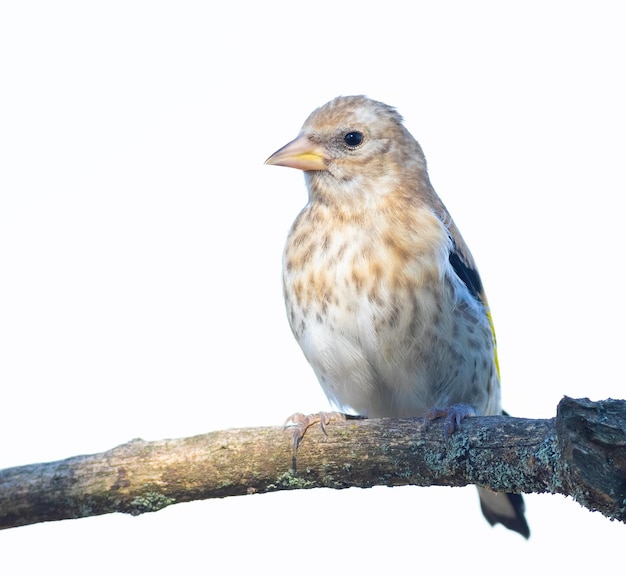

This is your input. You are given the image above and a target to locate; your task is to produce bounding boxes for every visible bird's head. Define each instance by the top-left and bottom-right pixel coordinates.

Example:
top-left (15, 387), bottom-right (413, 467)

top-left (265, 96), bottom-right (428, 203)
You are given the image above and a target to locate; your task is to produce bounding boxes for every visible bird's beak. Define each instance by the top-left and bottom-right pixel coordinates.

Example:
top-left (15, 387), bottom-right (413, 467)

top-left (265, 134), bottom-right (328, 171)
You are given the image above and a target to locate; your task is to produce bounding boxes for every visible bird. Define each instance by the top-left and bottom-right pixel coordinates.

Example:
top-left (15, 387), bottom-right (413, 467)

top-left (265, 95), bottom-right (530, 538)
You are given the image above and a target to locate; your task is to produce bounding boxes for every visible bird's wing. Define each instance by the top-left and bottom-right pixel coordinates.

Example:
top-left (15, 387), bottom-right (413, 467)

top-left (448, 248), bottom-right (484, 305)
top-left (447, 223), bottom-right (529, 538)
top-left (445, 218), bottom-right (500, 381)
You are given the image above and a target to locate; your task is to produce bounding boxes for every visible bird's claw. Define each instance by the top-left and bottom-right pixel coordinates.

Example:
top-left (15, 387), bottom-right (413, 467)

top-left (424, 403), bottom-right (476, 441)
top-left (284, 411), bottom-right (345, 457)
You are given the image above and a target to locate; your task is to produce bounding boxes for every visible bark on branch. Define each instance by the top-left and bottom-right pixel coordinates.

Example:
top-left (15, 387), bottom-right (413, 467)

top-left (1, 396), bottom-right (625, 530)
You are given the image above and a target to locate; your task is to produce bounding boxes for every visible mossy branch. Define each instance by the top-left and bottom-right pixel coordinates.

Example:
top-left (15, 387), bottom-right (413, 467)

top-left (0, 396), bottom-right (624, 530)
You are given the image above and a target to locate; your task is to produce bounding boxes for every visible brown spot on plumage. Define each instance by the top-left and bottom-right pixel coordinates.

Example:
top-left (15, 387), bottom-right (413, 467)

top-left (335, 208), bottom-right (365, 226)
top-left (368, 259), bottom-right (384, 283)
top-left (303, 270), bottom-right (335, 311)
top-left (350, 268), bottom-right (365, 291)
top-left (335, 243), bottom-right (347, 261)
top-left (383, 232), bottom-right (413, 269)
top-left (292, 279), bottom-right (304, 303)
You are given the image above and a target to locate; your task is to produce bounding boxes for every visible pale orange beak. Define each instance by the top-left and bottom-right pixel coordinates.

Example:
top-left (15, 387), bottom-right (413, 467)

top-left (265, 134), bottom-right (328, 171)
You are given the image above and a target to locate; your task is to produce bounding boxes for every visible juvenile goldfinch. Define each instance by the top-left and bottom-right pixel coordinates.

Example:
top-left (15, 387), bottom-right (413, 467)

top-left (266, 95), bottom-right (529, 538)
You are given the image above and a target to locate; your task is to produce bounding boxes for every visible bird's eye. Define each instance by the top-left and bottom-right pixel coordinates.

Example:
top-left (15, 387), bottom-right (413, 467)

top-left (343, 131), bottom-right (364, 148)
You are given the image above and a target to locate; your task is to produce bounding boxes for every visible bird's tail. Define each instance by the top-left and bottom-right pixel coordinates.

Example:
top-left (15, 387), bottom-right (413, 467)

top-left (476, 487), bottom-right (530, 538)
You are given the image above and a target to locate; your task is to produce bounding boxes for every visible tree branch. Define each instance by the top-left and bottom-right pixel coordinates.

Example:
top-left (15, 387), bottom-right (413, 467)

top-left (1, 396), bottom-right (624, 530)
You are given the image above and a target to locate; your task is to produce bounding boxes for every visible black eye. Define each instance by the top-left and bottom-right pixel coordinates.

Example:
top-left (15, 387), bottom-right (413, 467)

top-left (343, 131), bottom-right (363, 148)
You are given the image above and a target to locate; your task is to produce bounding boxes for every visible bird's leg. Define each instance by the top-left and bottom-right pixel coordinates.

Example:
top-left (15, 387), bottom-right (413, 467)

top-left (424, 403), bottom-right (476, 441)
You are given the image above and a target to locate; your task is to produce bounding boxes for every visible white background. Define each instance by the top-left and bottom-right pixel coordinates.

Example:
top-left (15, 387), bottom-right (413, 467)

top-left (1, 1), bottom-right (625, 573)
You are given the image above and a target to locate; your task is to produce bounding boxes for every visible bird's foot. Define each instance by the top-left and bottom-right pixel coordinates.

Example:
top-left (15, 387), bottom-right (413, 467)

top-left (284, 411), bottom-right (346, 456)
top-left (424, 403), bottom-right (476, 441)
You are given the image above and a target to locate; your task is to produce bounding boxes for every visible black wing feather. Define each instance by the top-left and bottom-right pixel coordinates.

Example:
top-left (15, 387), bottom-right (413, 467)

top-left (448, 247), bottom-right (484, 303)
